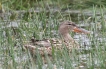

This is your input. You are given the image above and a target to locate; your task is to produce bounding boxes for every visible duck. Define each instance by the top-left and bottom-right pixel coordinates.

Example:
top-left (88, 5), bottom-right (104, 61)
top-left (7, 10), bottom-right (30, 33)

top-left (24, 20), bottom-right (90, 60)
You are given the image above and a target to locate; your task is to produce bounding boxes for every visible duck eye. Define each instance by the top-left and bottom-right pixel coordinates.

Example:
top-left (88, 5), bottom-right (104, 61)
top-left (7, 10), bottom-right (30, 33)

top-left (68, 23), bottom-right (72, 25)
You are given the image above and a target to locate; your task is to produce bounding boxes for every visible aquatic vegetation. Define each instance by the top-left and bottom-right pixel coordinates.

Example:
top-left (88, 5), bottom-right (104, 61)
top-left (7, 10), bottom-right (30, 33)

top-left (0, 0), bottom-right (106, 69)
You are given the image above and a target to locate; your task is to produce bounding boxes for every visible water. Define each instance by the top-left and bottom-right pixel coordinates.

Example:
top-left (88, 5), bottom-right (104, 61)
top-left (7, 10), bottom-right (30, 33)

top-left (0, 9), bottom-right (106, 69)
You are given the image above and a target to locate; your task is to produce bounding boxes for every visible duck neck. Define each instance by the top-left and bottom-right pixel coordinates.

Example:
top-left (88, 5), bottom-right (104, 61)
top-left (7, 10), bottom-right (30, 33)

top-left (62, 33), bottom-right (74, 42)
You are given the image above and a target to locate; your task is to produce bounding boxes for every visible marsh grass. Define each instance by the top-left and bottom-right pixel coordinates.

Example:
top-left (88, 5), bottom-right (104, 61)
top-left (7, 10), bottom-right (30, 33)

top-left (1, 0), bottom-right (106, 69)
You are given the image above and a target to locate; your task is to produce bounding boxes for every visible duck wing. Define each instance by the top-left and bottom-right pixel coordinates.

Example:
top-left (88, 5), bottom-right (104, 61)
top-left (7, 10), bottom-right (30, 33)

top-left (31, 37), bottom-right (62, 47)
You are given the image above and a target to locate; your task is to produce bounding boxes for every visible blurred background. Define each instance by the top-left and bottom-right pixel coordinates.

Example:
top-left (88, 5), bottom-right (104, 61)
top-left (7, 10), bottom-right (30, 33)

top-left (0, 0), bottom-right (106, 69)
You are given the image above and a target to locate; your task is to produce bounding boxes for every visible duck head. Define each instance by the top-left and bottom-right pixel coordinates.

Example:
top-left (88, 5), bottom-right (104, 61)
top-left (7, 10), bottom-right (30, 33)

top-left (59, 21), bottom-right (90, 41)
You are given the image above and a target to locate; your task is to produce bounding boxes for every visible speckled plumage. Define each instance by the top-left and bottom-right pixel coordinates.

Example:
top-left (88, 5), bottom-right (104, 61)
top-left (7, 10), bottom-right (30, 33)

top-left (24, 21), bottom-right (90, 63)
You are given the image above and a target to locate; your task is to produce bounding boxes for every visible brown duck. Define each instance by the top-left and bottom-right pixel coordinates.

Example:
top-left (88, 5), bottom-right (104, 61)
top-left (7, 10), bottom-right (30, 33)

top-left (24, 21), bottom-right (90, 61)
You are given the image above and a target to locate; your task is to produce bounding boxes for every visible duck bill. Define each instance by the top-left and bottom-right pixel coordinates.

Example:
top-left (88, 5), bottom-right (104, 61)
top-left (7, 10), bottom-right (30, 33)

top-left (73, 27), bottom-right (90, 34)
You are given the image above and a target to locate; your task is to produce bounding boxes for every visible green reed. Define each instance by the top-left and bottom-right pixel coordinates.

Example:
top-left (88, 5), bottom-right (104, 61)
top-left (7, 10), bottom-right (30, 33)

top-left (1, 0), bottom-right (106, 69)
